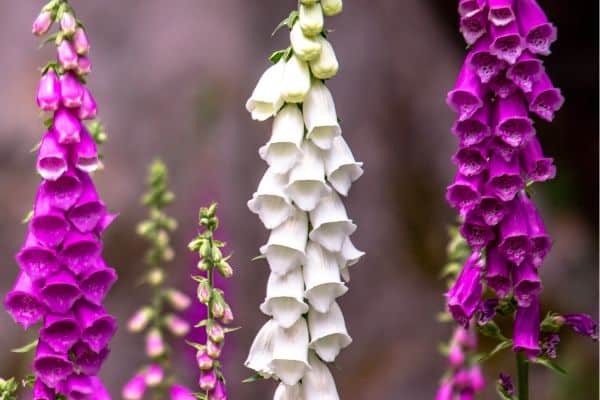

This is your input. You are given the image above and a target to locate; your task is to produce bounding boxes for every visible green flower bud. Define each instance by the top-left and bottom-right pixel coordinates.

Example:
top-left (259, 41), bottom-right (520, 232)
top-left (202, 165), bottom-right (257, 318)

top-left (321, 0), bottom-right (343, 16)
top-left (299, 3), bottom-right (324, 37)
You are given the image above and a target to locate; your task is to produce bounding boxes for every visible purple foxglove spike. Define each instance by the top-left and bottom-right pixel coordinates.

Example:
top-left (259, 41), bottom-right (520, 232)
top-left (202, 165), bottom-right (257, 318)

top-left (512, 259), bottom-right (542, 307)
top-left (77, 56), bottom-right (92, 76)
top-left (73, 28), bottom-right (91, 55)
top-left (31, 189), bottom-right (70, 247)
top-left (40, 312), bottom-right (81, 353)
top-left (506, 51), bottom-right (544, 93)
top-left (199, 369), bottom-right (218, 391)
top-left (32, 11), bottom-right (53, 36)
top-left (494, 94), bottom-right (535, 148)
top-left (36, 69), bottom-right (62, 112)
top-left (170, 384), bottom-right (196, 400)
top-left (37, 131), bottom-right (68, 181)
top-left (452, 142), bottom-right (488, 177)
top-left (60, 72), bottom-right (84, 108)
top-left (485, 245), bottom-right (511, 297)
top-left (54, 108), bottom-right (82, 144)
top-left (519, 193), bottom-right (552, 267)
top-left (516, 0), bottom-right (557, 55)
top-left (513, 295), bottom-right (541, 358)
top-left (489, 135), bottom-right (519, 162)
top-left (76, 87), bottom-right (98, 120)
top-left (478, 298), bottom-right (499, 324)
top-left (57, 40), bottom-right (79, 70)
top-left (123, 374), bottom-right (147, 400)
top-left (16, 233), bottom-right (60, 282)
top-left (498, 198), bottom-right (531, 265)
top-left (40, 269), bottom-right (82, 313)
top-left (72, 341), bottom-right (110, 375)
top-left (525, 72), bottom-right (564, 121)
top-left (435, 381), bottom-right (453, 400)
top-left (4, 272), bottom-right (46, 329)
top-left (446, 252), bottom-right (483, 327)
top-left (458, 0), bottom-right (485, 17)
top-left (41, 166), bottom-right (83, 210)
top-left (61, 231), bottom-right (102, 275)
top-left (489, 21), bottom-right (524, 64)
top-left (209, 380), bottom-right (227, 400)
top-left (62, 374), bottom-right (93, 399)
top-left (447, 61), bottom-right (485, 121)
top-left (460, 214), bottom-right (495, 249)
top-left (467, 35), bottom-right (507, 84)
top-left (80, 261), bottom-right (117, 305)
top-left (33, 379), bottom-right (55, 400)
top-left (452, 103), bottom-right (491, 147)
top-left (520, 136), bottom-right (556, 183)
top-left (33, 341), bottom-right (74, 388)
top-left (446, 173), bottom-right (483, 213)
top-left (448, 342), bottom-right (465, 367)
top-left (561, 314), bottom-right (599, 341)
top-left (487, 152), bottom-right (524, 202)
top-left (90, 377), bottom-right (112, 400)
top-left (488, 0), bottom-right (515, 26)
top-left (460, 8), bottom-right (487, 45)
top-left (477, 195), bottom-right (507, 226)
top-left (75, 300), bottom-right (117, 353)
top-left (73, 128), bottom-right (100, 172)
top-left (488, 72), bottom-right (518, 99)
top-left (67, 174), bottom-right (106, 233)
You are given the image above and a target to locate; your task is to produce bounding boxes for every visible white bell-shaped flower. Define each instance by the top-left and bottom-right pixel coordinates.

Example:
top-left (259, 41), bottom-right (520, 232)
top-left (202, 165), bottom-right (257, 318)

top-left (337, 236), bottom-right (365, 282)
top-left (299, 3), bottom-right (324, 37)
top-left (260, 208), bottom-right (308, 276)
top-left (259, 104), bottom-right (305, 174)
top-left (302, 352), bottom-right (340, 400)
top-left (287, 141), bottom-right (331, 211)
top-left (270, 318), bottom-right (310, 386)
top-left (321, 0), bottom-right (343, 17)
top-left (323, 136), bottom-right (363, 196)
top-left (274, 383), bottom-right (303, 400)
top-left (282, 55), bottom-right (311, 104)
top-left (248, 168), bottom-right (294, 229)
top-left (309, 191), bottom-right (356, 252)
top-left (303, 80), bottom-right (341, 150)
top-left (303, 242), bottom-right (347, 313)
top-left (308, 302), bottom-right (352, 362)
top-left (245, 319), bottom-right (279, 378)
top-left (310, 36), bottom-right (339, 80)
top-left (260, 267), bottom-right (309, 329)
top-left (246, 61), bottom-right (285, 121)
top-left (290, 22), bottom-right (322, 62)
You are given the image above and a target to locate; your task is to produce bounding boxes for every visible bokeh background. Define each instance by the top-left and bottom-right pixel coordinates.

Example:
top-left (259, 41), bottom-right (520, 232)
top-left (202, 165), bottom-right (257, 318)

top-left (0, 1), bottom-right (597, 399)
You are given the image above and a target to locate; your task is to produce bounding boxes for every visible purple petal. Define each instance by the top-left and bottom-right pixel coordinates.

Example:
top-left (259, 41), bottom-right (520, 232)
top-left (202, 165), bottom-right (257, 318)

top-left (516, 0), bottom-right (557, 55)
top-left (512, 259), bottom-right (542, 307)
top-left (485, 245), bottom-right (511, 297)
top-left (519, 136), bottom-right (556, 183)
top-left (488, 71), bottom-right (518, 99)
top-left (487, 152), bottom-right (524, 202)
top-left (488, 0), bottom-right (516, 26)
top-left (76, 87), bottom-right (98, 120)
top-left (468, 35), bottom-right (507, 83)
top-left (33, 341), bottom-right (74, 389)
top-left (80, 260), bottom-right (117, 305)
top-left (477, 195), bottom-right (507, 226)
top-left (460, 215), bottom-right (495, 249)
top-left (525, 72), bottom-right (564, 121)
top-left (506, 51), bottom-right (544, 93)
top-left (61, 374), bottom-right (93, 400)
top-left (451, 103), bottom-right (491, 147)
top-left (520, 194), bottom-right (552, 267)
top-left (75, 301), bottom-right (117, 353)
top-left (36, 69), bottom-right (61, 112)
top-left (61, 231), bottom-right (102, 275)
top-left (53, 108), bottom-right (82, 144)
top-left (33, 379), bottom-right (55, 400)
top-left (90, 377), bottom-right (112, 400)
top-left (458, 0), bottom-right (485, 18)
top-left (4, 272), bottom-right (46, 329)
top-left (498, 198), bottom-right (532, 265)
top-left (37, 131), bottom-right (68, 181)
top-left (40, 312), bottom-right (81, 353)
top-left (73, 28), bottom-right (91, 56)
top-left (446, 252), bottom-right (483, 327)
top-left (489, 21), bottom-right (524, 64)
top-left (452, 142), bottom-right (488, 177)
top-left (494, 94), bottom-right (535, 148)
top-left (57, 40), bottom-right (78, 70)
top-left (31, 189), bottom-right (70, 247)
top-left (16, 233), bottom-right (60, 282)
top-left (72, 341), bottom-right (110, 375)
top-left (60, 72), bottom-right (84, 108)
top-left (562, 314), bottom-right (598, 341)
top-left (447, 61), bottom-right (486, 121)
top-left (40, 168), bottom-right (83, 210)
top-left (489, 135), bottom-right (519, 162)
top-left (67, 174), bottom-right (106, 233)
top-left (446, 173), bottom-right (483, 213)
top-left (40, 269), bottom-right (82, 314)
top-left (460, 8), bottom-right (487, 45)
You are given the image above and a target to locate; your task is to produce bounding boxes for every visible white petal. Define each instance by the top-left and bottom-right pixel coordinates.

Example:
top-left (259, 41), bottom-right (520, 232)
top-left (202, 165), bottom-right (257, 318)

top-left (308, 302), bottom-right (352, 362)
top-left (274, 383), bottom-right (304, 400)
top-left (337, 236), bottom-right (365, 282)
top-left (309, 192), bottom-right (356, 252)
top-left (309, 36), bottom-right (339, 80)
top-left (246, 61), bottom-right (285, 121)
top-left (303, 81), bottom-right (341, 150)
top-left (287, 141), bottom-right (331, 211)
top-left (299, 3), bottom-right (324, 37)
top-left (323, 137), bottom-right (363, 196)
top-left (248, 168), bottom-right (293, 229)
top-left (259, 104), bottom-right (305, 174)
top-left (245, 319), bottom-right (279, 377)
top-left (302, 352), bottom-right (340, 400)
top-left (260, 268), bottom-right (309, 328)
top-left (260, 208), bottom-right (308, 275)
top-left (282, 55), bottom-right (311, 104)
top-left (303, 242), bottom-right (347, 313)
top-left (270, 318), bottom-right (310, 386)
top-left (290, 23), bottom-right (322, 62)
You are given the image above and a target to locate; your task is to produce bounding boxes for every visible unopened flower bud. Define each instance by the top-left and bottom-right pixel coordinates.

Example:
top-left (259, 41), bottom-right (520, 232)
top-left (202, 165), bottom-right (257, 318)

top-left (76, 87), bottom-right (98, 120)
top-left (60, 72), bottom-right (84, 108)
top-left (211, 246), bottom-right (223, 262)
top-left (144, 364), bottom-right (164, 387)
top-left (164, 314), bottom-right (191, 337)
top-left (147, 268), bottom-right (164, 286)
top-left (208, 321), bottom-right (225, 343)
top-left (206, 340), bottom-right (222, 359)
top-left (145, 328), bottom-right (165, 358)
top-left (290, 22), bottom-right (322, 61)
top-left (77, 56), bottom-right (92, 75)
top-left (199, 369), bottom-right (217, 391)
top-left (200, 240), bottom-right (211, 258)
top-left (73, 27), bottom-right (90, 55)
top-left (299, 3), bottom-right (324, 37)
top-left (32, 11), bottom-right (53, 36)
top-left (127, 307), bottom-right (153, 333)
top-left (164, 288), bottom-right (192, 311)
top-left (310, 36), bottom-right (339, 80)
top-left (216, 259), bottom-right (233, 278)
top-left (197, 279), bottom-right (212, 304)
top-left (197, 258), bottom-right (210, 271)
top-left (281, 54), bottom-right (311, 103)
top-left (57, 39), bottom-right (78, 70)
top-left (36, 69), bottom-right (61, 111)
top-left (60, 12), bottom-right (77, 35)
top-left (196, 350), bottom-right (214, 370)
top-left (221, 304), bottom-right (234, 324)
top-left (321, 0), bottom-right (343, 16)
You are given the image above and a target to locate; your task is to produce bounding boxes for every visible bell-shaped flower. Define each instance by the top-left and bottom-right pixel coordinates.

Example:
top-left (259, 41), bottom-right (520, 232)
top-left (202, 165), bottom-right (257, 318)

top-left (41, 167), bottom-right (83, 210)
top-left (493, 94), bottom-right (535, 148)
top-left (451, 103), bottom-right (491, 147)
top-left (260, 208), bottom-right (308, 275)
top-left (459, 8), bottom-right (486, 45)
top-left (498, 198), bottom-right (531, 266)
top-left (245, 319), bottom-right (278, 378)
top-left (308, 301), bottom-right (352, 362)
top-left (287, 141), bottom-right (331, 211)
top-left (54, 108), bottom-right (82, 144)
top-left (512, 295), bottom-right (541, 359)
top-left (33, 341), bottom-right (74, 389)
top-left (446, 173), bottom-right (483, 214)
top-left (61, 231), bottom-right (102, 275)
top-left (520, 194), bottom-right (552, 267)
top-left (75, 300), bottom-right (117, 353)
top-left (282, 54), bottom-right (311, 103)
top-left (309, 191), bottom-right (356, 252)
top-left (488, 0), bottom-right (515, 26)
top-left (290, 23), bottom-right (322, 62)
top-left (489, 21), bottom-right (524, 64)
top-left (489, 135), bottom-right (519, 162)
top-left (476, 195), bottom-right (507, 226)
top-left (37, 69), bottom-right (61, 111)
top-left (270, 318), bottom-right (310, 386)
top-left (489, 72), bottom-right (518, 99)
top-left (60, 12), bottom-right (77, 35)
top-left (72, 341), bottom-right (109, 376)
top-left (57, 39), bottom-right (79, 70)
top-left (4, 272), bottom-right (46, 329)
top-left (302, 352), bottom-right (340, 400)
top-left (248, 168), bottom-right (294, 229)
top-left (76, 87), bottom-right (98, 120)
top-left (31, 188), bottom-right (70, 247)
top-left (516, 0), bottom-right (557, 56)
top-left (260, 267), bottom-right (309, 328)
top-left (337, 236), bottom-right (365, 282)
top-left (446, 252), bottom-right (483, 327)
top-left (447, 61), bottom-right (485, 121)
top-left (63, 374), bottom-right (94, 399)
top-left (519, 136), bottom-right (556, 183)
top-left (73, 27), bottom-right (91, 55)
top-left (485, 246), bottom-right (511, 298)
top-left (303, 242), bottom-right (347, 313)
top-left (487, 152), bottom-right (524, 202)
top-left (275, 382), bottom-right (303, 400)
top-left (303, 80), bottom-right (341, 149)
top-left (321, 0), bottom-right (343, 17)
top-left (511, 259), bottom-right (541, 307)
top-left (199, 369), bottom-right (217, 391)
top-left (16, 233), bottom-right (60, 282)
top-left (80, 260), bottom-right (117, 305)
top-left (299, 3), bottom-right (324, 37)
top-left (525, 72), bottom-right (564, 122)
top-left (458, 0), bottom-right (485, 18)
top-left (122, 374), bottom-right (147, 400)
top-left (33, 379), bottom-right (54, 400)
top-left (324, 136), bottom-right (363, 196)
top-left (209, 380), bottom-right (227, 400)
top-left (40, 312), bottom-right (81, 353)
top-left (246, 61), bottom-right (285, 121)
top-left (452, 142), bottom-right (488, 178)
top-left (60, 72), bottom-right (84, 108)
top-left (460, 213), bottom-right (495, 249)
top-left (561, 314), bottom-right (599, 341)
top-left (467, 35), bottom-right (506, 83)
top-left (310, 36), bottom-right (339, 80)
top-left (67, 174), bottom-right (106, 233)
top-left (37, 131), bottom-right (68, 180)
top-left (507, 51), bottom-right (544, 93)
top-left (259, 104), bottom-right (304, 174)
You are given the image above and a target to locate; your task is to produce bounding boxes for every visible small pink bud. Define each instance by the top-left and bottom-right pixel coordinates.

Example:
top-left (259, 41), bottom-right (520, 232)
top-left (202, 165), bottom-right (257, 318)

top-left (127, 307), bottom-right (153, 332)
top-left (144, 363), bottom-right (164, 387)
top-left (199, 369), bottom-right (217, 391)
top-left (206, 340), bottom-right (222, 359)
top-left (145, 328), bottom-right (165, 358)
top-left (208, 322), bottom-right (225, 343)
top-left (165, 314), bottom-right (191, 337)
top-left (77, 56), bottom-right (92, 76)
top-left (53, 108), bottom-right (82, 144)
top-left (221, 305), bottom-right (234, 324)
top-left (164, 288), bottom-right (192, 311)
top-left (73, 27), bottom-right (90, 55)
top-left (197, 280), bottom-right (211, 304)
top-left (57, 40), bottom-right (78, 70)
top-left (36, 69), bottom-right (61, 111)
top-left (60, 72), bottom-right (84, 108)
top-left (208, 380), bottom-right (227, 400)
top-left (448, 343), bottom-right (465, 368)
top-left (122, 374), bottom-right (146, 400)
top-left (76, 87), bottom-right (98, 120)
top-left (60, 12), bottom-right (77, 35)
top-left (196, 350), bottom-right (214, 370)
top-left (33, 11), bottom-right (53, 36)
top-left (211, 301), bottom-right (225, 319)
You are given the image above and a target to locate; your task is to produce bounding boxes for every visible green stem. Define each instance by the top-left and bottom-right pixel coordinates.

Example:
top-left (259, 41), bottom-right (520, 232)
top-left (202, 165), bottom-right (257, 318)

top-left (516, 352), bottom-right (529, 400)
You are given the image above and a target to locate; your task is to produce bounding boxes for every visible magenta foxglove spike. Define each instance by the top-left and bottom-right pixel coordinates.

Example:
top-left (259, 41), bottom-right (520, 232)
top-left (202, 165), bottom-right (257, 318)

top-left (36, 69), bottom-right (61, 112)
top-left (4, 272), bottom-right (46, 329)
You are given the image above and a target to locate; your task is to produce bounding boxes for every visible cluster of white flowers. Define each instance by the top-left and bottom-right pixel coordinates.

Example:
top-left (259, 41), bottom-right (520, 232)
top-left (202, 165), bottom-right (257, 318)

top-left (244, 1), bottom-right (364, 399)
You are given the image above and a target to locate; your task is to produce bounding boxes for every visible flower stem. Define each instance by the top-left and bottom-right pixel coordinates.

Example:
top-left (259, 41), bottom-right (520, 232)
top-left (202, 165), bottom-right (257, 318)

top-left (516, 352), bottom-right (529, 400)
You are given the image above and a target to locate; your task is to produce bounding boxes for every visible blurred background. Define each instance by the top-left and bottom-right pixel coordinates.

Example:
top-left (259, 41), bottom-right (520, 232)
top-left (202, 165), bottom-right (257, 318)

top-left (0, 1), bottom-right (597, 399)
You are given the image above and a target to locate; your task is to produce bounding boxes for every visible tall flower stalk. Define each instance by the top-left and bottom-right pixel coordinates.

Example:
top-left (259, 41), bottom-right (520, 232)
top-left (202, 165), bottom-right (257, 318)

top-left (445, 1), bottom-right (597, 399)
top-left (245, 0), bottom-right (365, 398)
top-left (4, 1), bottom-right (117, 397)
top-left (123, 160), bottom-right (193, 400)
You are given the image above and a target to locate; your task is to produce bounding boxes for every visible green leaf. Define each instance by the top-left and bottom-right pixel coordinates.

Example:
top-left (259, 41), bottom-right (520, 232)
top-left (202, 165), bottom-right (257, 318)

top-left (224, 326), bottom-right (241, 334)
top-left (242, 373), bottom-right (265, 384)
top-left (251, 254), bottom-right (266, 262)
top-left (11, 339), bottom-right (38, 354)
top-left (185, 340), bottom-right (206, 352)
top-left (439, 262), bottom-right (461, 279)
top-left (21, 210), bottom-right (34, 224)
top-left (436, 311), bottom-right (453, 323)
top-left (271, 10), bottom-right (299, 36)
top-left (476, 339), bottom-right (512, 363)
top-left (531, 357), bottom-right (567, 376)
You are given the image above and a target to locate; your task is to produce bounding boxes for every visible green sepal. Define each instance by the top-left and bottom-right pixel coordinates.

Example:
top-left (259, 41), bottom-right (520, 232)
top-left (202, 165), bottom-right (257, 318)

top-left (21, 375), bottom-right (35, 389)
top-left (531, 357), bottom-right (567, 376)
top-left (185, 340), bottom-right (206, 352)
top-left (439, 262), bottom-right (461, 279)
top-left (11, 339), bottom-right (38, 354)
top-left (269, 47), bottom-right (293, 64)
top-left (42, 117), bottom-right (54, 129)
top-left (22, 210), bottom-right (34, 224)
top-left (475, 339), bottom-right (512, 363)
top-left (272, 10), bottom-right (299, 36)
top-left (194, 319), bottom-right (208, 328)
top-left (436, 311), bottom-right (453, 323)
top-left (242, 373), bottom-right (266, 384)
top-left (540, 311), bottom-right (562, 333)
top-left (477, 321), bottom-right (507, 341)
top-left (224, 326), bottom-right (241, 334)
top-left (251, 254), bottom-right (267, 262)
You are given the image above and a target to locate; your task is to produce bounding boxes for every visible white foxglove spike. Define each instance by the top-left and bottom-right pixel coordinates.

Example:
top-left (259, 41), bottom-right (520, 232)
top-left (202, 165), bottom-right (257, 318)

top-left (307, 302), bottom-right (352, 362)
top-left (302, 352), bottom-right (340, 400)
top-left (260, 268), bottom-right (309, 328)
top-left (270, 318), bottom-right (310, 386)
top-left (303, 242), bottom-right (347, 313)
top-left (274, 383), bottom-right (303, 400)
top-left (303, 80), bottom-right (341, 150)
top-left (290, 23), bottom-right (322, 62)
top-left (260, 208), bottom-right (308, 276)
top-left (246, 61), bottom-right (285, 121)
top-left (299, 3), bottom-right (324, 37)
top-left (281, 55), bottom-right (311, 104)
top-left (287, 141), bottom-right (331, 211)
top-left (337, 236), bottom-right (365, 282)
top-left (310, 36), bottom-right (339, 80)
top-left (245, 319), bottom-right (279, 378)
top-left (248, 168), bottom-right (294, 229)
top-left (259, 104), bottom-right (305, 174)
top-left (324, 136), bottom-right (364, 196)
top-left (309, 191), bottom-right (356, 252)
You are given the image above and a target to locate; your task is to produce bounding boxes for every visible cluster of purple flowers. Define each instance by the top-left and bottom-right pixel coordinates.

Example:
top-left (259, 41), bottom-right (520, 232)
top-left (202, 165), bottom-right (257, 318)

top-left (4, 3), bottom-right (117, 398)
